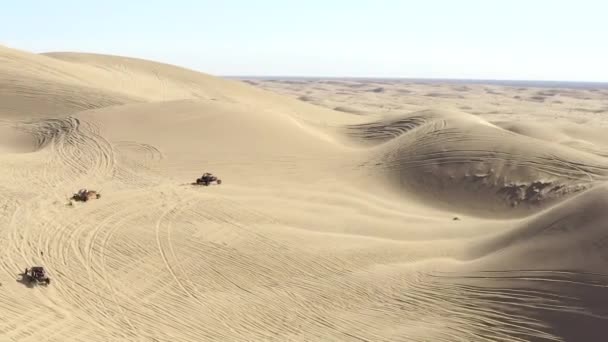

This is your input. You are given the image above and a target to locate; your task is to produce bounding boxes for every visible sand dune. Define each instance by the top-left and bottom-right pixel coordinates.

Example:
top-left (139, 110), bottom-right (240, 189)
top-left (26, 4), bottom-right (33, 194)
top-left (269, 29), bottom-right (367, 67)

top-left (346, 108), bottom-right (608, 217)
top-left (450, 184), bottom-right (608, 341)
top-left (1, 46), bottom-right (608, 341)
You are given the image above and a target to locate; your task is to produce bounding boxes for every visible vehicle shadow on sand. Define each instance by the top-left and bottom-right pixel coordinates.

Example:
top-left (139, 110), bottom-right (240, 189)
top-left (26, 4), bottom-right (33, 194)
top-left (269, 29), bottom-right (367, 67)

top-left (16, 272), bottom-right (35, 288)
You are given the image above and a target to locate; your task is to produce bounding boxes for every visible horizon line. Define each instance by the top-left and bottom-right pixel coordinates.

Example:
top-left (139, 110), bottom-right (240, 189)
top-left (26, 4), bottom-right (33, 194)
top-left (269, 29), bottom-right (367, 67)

top-left (222, 75), bottom-right (608, 86)
top-left (21, 48), bottom-right (608, 87)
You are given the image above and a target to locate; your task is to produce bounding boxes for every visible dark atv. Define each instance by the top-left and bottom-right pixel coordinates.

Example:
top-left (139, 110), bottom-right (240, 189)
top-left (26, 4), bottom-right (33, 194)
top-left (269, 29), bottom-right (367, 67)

top-left (71, 189), bottom-right (101, 202)
top-left (25, 266), bottom-right (50, 285)
top-left (195, 173), bottom-right (222, 186)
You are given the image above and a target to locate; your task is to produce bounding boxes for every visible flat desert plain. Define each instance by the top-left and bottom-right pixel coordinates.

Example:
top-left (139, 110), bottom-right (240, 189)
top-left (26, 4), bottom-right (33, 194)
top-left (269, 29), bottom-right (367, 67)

top-left (1, 45), bottom-right (608, 341)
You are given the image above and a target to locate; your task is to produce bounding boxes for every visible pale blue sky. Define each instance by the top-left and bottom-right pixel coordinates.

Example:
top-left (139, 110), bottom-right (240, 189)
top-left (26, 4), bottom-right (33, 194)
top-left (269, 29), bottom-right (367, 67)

top-left (2, 0), bottom-right (607, 81)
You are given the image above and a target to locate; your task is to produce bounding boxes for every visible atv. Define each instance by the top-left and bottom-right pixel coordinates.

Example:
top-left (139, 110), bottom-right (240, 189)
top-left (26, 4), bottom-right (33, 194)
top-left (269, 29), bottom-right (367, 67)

top-left (71, 189), bottom-right (101, 202)
top-left (195, 173), bottom-right (222, 186)
top-left (25, 266), bottom-right (50, 285)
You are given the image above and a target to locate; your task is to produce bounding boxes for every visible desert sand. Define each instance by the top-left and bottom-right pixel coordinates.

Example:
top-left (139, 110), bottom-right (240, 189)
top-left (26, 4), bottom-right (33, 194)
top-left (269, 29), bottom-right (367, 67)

top-left (1, 44), bottom-right (608, 341)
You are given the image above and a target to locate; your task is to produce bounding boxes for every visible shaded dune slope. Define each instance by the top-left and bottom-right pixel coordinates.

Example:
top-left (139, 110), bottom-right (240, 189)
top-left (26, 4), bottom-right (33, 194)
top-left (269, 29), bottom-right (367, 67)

top-left (346, 109), bottom-right (608, 217)
top-left (425, 185), bottom-right (608, 341)
top-left (469, 184), bottom-right (608, 270)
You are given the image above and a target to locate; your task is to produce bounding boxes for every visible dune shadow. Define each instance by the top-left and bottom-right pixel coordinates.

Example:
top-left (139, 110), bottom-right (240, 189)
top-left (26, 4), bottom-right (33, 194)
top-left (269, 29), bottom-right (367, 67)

top-left (428, 269), bottom-right (608, 342)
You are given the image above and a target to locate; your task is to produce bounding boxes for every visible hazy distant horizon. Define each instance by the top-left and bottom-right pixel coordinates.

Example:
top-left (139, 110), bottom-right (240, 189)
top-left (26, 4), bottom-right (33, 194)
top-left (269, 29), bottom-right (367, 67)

top-left (227, 75), bottom-right (608, 90)
top-left (3, 0), bottom-right (607, 82)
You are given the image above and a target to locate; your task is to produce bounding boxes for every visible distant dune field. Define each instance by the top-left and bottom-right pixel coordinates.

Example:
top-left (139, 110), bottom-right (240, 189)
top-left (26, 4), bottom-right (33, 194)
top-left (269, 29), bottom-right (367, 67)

top-left (1, 45), bottom-right (608, 341)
